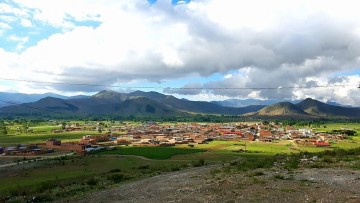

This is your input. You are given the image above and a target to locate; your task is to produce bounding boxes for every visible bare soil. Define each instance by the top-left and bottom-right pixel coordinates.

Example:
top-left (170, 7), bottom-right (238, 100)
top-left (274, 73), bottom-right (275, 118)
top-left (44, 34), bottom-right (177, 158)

top-left (71, 165), bottom-right (360, 203)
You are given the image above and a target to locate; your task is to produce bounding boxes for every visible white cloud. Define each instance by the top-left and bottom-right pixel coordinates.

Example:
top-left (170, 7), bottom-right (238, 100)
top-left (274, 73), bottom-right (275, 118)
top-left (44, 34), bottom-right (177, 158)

top-left (0, 22), bottom-right (11, 29)
top-left (0, 0), bottom-right (359, 105)
top-left (0, 2), bottom-right (28, 17)
top-left (20, 18), bottom-right (32, 27)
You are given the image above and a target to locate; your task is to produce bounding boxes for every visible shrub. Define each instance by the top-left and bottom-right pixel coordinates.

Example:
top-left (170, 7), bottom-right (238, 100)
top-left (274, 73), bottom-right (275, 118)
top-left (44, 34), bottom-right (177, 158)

top-left (236, 157), bottom-right (275, 171)
top-left (86, 177), bottom-right (98, 186)
top-left (107, 174), bottom-right (129, 183)
top-left (247, 171), bottom-right (265, 177)
top-left (192, 159), bottom-right (206, 167)
top-left (138, 165), bottom-right (150, 169)
top-left (108, 168), bottom-right (122, 173)
top-left (274, 174), bottom-right (285, 180)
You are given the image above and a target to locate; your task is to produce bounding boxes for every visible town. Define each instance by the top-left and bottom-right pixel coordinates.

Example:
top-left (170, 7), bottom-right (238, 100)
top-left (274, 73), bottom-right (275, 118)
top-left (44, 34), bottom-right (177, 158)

top-left (0, 121), bottom-right (353, 156)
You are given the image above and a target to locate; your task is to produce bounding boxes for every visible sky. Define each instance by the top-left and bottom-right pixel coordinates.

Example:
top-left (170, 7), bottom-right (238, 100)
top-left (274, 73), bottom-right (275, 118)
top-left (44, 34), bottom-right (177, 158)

top-left (0, 0), bottom-right (359, 106)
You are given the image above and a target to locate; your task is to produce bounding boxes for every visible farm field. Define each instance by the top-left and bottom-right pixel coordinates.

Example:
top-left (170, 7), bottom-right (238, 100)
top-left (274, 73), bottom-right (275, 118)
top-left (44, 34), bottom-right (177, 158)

top-left (96, 146), bottom-right (205, 159)
top-left (0, 131), bottom-right (100, 146)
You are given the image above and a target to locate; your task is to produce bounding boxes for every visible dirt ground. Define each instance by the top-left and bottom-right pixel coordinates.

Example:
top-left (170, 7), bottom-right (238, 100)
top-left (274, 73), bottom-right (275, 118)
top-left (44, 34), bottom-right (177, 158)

top-left (70, 165), bottom-right (360, 203)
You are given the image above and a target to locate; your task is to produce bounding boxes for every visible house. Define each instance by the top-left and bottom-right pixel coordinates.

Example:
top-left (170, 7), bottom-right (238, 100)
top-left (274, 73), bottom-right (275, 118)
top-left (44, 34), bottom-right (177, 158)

top-left (46, 138), bottom-right (86, 154)
top-left (315, 141), bottom-right (331, 147)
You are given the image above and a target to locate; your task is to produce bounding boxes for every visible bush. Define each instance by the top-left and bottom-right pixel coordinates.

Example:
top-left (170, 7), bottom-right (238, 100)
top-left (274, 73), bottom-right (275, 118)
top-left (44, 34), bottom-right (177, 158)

top-left (236, 157), bottom-right (275, 171)
top-left (247, 171), bottom-right (265, 177)
top-left (284, 156), bottom-right (300, 169)
top-left (322, 156), bottom-right (334, 163)
top-left (192, 159), bottom-right (206, 167)
top-left (107, 174), bottom-right (129, 183)
top-left (274, 174), bottom-right (285, 180)
top-left (86, 177), bottom-right (98, 186)
top-left (138, 165), bottom-right (150, 169)
top-left (108, 168), bottom-right (122, 173)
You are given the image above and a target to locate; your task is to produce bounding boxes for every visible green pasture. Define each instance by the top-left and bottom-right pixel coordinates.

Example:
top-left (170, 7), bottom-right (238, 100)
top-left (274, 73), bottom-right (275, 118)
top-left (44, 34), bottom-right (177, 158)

top-left (312, 123), bottom-right (360, 133)
top-left (0, 131), bottom-right (100, 146)
top-left (0, 156), bottom-right (193, 199)
top-left (96, 146), bottom-right (205, 159)
top-left (28, 125), bottom-right (61, 132)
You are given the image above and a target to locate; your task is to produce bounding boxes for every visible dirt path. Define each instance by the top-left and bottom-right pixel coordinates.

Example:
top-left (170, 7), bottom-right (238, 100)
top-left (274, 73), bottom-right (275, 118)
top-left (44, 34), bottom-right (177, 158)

top-left (71, 165), bottom-right (360, 203)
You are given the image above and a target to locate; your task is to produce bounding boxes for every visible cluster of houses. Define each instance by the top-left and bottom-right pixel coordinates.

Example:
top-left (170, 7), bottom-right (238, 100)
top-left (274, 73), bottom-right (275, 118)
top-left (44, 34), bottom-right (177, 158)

top-left (1, 122), bottom-right (350, 156)
top-left (106, 122), bottom-right (345, 148)
top-left (0, 144), bottom-right (53, 156)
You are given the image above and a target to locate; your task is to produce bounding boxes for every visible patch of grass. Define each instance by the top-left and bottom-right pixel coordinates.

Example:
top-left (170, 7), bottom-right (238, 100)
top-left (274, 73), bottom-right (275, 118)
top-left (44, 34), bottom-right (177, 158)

top-left (192, 159), bottom-right (206, 167)
top-left (0, 131), bottom-right (98, 146)
top-left (107, 173), bottom-right (130, 183)
top-left (96, 146), bottom-right (204, 159)
top-left (274, 174), bottom-right (285, 180)
top-left (252, 177), bottom-right (266, 184)
top-left (0, 156), bottom-right (193, 202)
top-left (247, 171), bottom-right (265, 177)
top-left (234, 156), bottom-right (276, 171)
top-left (280, 188), bottom-right (297, 193)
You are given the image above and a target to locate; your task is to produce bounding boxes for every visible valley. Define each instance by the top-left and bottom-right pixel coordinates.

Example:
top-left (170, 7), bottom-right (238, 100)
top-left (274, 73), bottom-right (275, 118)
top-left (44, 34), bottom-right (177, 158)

top-left (0, 120), bottom-right (359, 202)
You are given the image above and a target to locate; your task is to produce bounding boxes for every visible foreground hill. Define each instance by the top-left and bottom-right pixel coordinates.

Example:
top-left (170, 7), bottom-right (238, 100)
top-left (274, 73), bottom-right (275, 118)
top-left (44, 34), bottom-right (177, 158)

top-left (74, 153), bottom-right (360, 203)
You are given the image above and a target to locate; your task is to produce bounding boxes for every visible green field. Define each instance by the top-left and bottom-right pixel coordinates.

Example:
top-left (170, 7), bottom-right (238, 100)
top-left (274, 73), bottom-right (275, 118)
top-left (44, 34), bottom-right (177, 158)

top-left (0, 131), bottom-right (100, 146)
top-left (96, 146), bottom-right (205, 159)
top-left (0, 156), bottom-right (194, 201)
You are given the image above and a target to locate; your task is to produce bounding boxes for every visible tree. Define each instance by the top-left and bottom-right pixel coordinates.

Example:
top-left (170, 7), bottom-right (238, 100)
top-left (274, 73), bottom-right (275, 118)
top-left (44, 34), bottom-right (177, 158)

top-left (0, 120), bottom-right (7, 135)
top-left (61, 122), bottom-right (67, 130)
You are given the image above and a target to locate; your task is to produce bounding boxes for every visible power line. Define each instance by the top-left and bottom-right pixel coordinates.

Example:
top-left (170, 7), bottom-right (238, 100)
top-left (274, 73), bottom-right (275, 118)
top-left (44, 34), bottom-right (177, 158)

top-left (0, 77), bottom-right (356, 90)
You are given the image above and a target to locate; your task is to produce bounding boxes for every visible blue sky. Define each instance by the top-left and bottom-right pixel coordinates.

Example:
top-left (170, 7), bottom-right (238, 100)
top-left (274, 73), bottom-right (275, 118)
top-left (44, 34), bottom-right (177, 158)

top-left (0, 0), bottom-right (359, 105)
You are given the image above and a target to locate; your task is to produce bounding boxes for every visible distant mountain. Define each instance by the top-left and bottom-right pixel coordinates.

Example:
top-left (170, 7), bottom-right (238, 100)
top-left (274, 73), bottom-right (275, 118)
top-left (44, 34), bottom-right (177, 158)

top-left (252, 98), bottom-right (360, 119)
top-left (0, 92), bottom-right (89, 107)
top-left (211, 98), bottom-right (353, 108)
top-left (296, 98), bottom-right (360, 118)
top-left (1, 91), bottom-right (358, 119)
top-left (254, 102), bottom-right (309, 117)
top-left (0, 90), bottom-right (263, 117)
top-left (92, 90), bottom-right (128, 101)
top-left (211, 99), bottom-right (284, 108)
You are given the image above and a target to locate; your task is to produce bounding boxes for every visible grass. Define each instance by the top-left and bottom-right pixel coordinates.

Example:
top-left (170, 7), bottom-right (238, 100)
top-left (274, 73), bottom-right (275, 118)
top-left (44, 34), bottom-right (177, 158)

top-left (0, 131), bottom-right (100, 146)
top-left (28, 125), bottom-right (61, 132)
top-left (96, 146), bottom-right (205, 159)
top-left (0, 156), bottom-right (193, 202)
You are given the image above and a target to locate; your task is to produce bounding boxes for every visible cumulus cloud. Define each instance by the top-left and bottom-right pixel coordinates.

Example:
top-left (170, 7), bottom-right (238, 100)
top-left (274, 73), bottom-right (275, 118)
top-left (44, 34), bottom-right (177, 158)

top-left (20, 18), bottom-right (32, 27)
top-left (0, 0), bottom-right (359, 105)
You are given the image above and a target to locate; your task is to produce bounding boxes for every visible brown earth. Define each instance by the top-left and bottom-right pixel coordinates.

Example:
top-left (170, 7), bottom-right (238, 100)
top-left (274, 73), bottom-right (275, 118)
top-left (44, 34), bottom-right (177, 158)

top-left (70, 165), bottom-right (360, 203)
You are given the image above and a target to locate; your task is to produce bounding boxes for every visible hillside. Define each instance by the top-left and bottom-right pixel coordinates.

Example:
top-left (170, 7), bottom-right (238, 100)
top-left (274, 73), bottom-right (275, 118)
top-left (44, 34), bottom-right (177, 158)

top-left (296, 98), bottom-right (360, 118)
top-left (0, 90), bottom-right (261, 117)
top-left (0, 92), bottom-right (88, 108)
top-left (0, 91), bottom-right (359, 119)
top-left (0, 93), bottom-right (179, 117)
top-left (255, 102), bottom-right (309, 117)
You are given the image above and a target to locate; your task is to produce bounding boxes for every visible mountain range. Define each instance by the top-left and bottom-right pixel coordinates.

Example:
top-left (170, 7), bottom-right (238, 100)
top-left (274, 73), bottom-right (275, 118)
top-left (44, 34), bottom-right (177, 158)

top-left (0, 90), bottom-right (359, 119)
top-left (212, 98), bottom-right (349, 108)
top-left (0, 92), bottom-right (89, 107)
